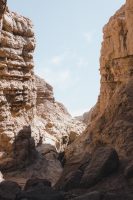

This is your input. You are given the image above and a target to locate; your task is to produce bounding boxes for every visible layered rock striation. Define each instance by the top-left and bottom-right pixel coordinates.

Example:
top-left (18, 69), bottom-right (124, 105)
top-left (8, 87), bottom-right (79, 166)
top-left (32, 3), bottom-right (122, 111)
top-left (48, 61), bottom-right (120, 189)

top-left (0, 3), bottom-right (36, 154)
top-left (33, 76), bottom-right (85, 152)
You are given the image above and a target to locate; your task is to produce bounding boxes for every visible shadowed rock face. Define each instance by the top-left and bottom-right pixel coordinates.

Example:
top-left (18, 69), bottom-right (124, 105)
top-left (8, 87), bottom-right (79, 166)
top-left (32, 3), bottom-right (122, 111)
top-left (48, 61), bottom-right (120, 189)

top-left (0, 0), bottom-right (7, 19)
top-left (0, 126), bottom-right (38, 172)
top-left (0, 180), bottom-right (21, 200)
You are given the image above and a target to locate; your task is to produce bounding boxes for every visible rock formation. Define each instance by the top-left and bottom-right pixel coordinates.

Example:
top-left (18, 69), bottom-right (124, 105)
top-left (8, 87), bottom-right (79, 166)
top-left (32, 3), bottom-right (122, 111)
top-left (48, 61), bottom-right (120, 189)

top-left (1, 0), bottom-right (133, 199)
top-left (65, 0), bottom-right (133, 161)
top-left (56, 0), bottom-right (133, 199)
top-left (0, 0), bottom-right (85, 187)
top-left (0, 2), bottom-right (36, 155)
top-left (0, 1), bottom-right (85, 156)
top-left (33, 75), bottom-right (85, 152)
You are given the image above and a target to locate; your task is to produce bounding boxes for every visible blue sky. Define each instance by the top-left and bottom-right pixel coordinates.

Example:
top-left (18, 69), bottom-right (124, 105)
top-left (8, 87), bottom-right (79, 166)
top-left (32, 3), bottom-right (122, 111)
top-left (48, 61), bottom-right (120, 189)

top-left (8, 0), bottom-right (125, 116)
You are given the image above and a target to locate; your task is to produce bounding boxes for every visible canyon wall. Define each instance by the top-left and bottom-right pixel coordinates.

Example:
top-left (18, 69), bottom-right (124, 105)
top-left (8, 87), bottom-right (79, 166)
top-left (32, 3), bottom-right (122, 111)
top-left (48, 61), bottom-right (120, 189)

top-left (1, 1), bottom-right (133, 199)
top-left (54, 1), bottom-right (133, 196)
top-left (0, 0), bottom-right (85, 165)
top-left (65, 0), bottom-right (133, 163)
top-left (0, 3), bottom-right (36, 154)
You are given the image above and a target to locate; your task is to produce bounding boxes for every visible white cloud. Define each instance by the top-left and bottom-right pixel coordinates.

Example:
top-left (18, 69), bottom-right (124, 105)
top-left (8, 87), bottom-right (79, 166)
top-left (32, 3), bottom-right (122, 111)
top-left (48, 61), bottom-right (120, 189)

top-left (77, 57), bottom-right (88, 68)
top-left (50, 50), bottom-right (71, 65)
top-left (58, 70), bottom-right (70, 83)
top-left (38, 67), bottom-right (71, 90)
top-left (83, 31), bottom-right (93, 44)
top-left (51, 55), bottom-right (62, 65)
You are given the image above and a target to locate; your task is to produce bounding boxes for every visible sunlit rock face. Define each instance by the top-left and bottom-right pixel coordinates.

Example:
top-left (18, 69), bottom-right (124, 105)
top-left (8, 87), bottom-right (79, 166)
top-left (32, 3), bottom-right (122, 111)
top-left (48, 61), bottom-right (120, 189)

top-left (99, 3), bottom-right (131, 114)
top-left (0, 171), bottom-right (4, 183)
top-left (32, 76), bottom-right (86, 152)
top-left (0, 5), bottom-right (36, 154)
top-left (95, 0), bottom-right (133, 117)
top-left (65, 0), bottom-right (133, 163)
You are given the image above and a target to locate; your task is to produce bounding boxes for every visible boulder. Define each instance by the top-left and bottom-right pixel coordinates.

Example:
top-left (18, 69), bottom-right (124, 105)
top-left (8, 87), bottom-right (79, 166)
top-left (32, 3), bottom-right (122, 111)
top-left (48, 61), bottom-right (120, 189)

top-left (80, 147), bottom-right (119, 188)
top-left (24, 178), bottom-right (51, 191)
top-left (124, 162), bottom-right (133, 179)
top-left (16, 179), bottom-right (64, 200)
top-left (103, 192), bottom-right (133, 200)
top-left (57, 168), bottom-right (83, 191)
top-left (13, 126), bottom-right (38, 169)
top-left (0, 181), bottom-right (21, 200)
top-left (71, 191), bottom-right (102, 200)
top-left (55, 154), bottom-right (90, 191)
top-left (16, 192), bottom-right (64, 200)
top-left (0, 126), bottom-right (38, 172)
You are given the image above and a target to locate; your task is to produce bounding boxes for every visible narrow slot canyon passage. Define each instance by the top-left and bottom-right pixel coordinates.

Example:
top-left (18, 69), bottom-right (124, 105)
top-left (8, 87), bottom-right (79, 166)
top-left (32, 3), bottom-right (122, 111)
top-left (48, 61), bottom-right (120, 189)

top-left (2, 1), bottom-right (133, 200)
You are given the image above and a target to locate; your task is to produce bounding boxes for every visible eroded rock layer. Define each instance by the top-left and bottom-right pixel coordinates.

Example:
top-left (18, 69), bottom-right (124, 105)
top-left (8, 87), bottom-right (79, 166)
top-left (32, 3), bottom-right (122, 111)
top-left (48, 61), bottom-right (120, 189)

top-left (0, 5), bottom-right (36, 154)
top-left (32, 76), bottom-right (85, 152)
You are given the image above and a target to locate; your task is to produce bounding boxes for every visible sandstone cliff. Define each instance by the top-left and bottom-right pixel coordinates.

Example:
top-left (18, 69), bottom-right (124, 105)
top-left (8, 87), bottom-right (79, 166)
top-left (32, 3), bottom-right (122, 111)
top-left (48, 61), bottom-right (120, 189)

top-left (0, 3), bottom-right (36, 155)
top-left (55, 0), bottom-right (133, 198)
top-left (65, 0), bottom-right (133, 161)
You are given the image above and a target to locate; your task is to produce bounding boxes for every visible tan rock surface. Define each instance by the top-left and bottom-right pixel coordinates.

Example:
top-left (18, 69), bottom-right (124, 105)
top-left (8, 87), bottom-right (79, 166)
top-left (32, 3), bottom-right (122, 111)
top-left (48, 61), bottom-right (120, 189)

top-left (0, 5), bottom-right (36, 155)
top-left (31, 76), bottom-right (86, 152)
top-left (65, 0), bottom-right (133, 164)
